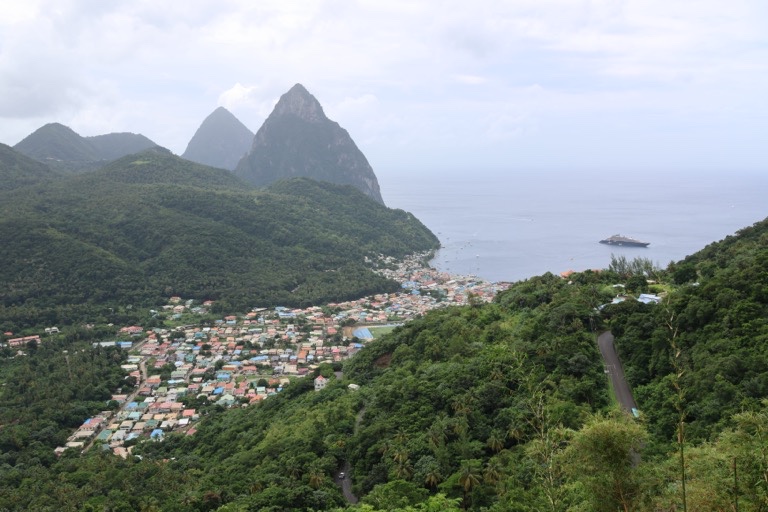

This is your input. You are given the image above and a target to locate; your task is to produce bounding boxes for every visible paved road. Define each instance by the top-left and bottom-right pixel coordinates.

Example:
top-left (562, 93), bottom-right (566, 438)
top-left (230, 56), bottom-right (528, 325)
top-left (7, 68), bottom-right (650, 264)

top-left (337, 407), bottom-right (365, 504)
top-left (597, 331), bottom-right (638, 414)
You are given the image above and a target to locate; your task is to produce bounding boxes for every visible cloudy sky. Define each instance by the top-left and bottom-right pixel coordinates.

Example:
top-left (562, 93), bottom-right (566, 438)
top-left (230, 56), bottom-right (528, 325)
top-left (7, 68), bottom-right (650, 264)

top-left (1, 0), bottom-right (766, 175)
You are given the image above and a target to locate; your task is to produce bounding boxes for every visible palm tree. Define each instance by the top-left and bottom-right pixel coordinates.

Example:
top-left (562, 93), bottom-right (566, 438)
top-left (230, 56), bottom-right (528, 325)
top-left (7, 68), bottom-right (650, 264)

top-left (452, 397), bottom-right (472, 416)
top-left (424, 467), bottom-right (443, 488)
top-left (308, 468), bottom-right (325, 489)
top-left (394, 427), bottom-right (409, 445)
top-left (284, 458), bottom-right (302, 480)
top-left (392, 448), bottom-right (410, 465)
top-left (394, 459), bottom-right (414, 480)
top-left (483, 459), bottom-right (504, 486)
top-left (486, 430), bottom-right (506, 453)
top-left (458, 461), bottom-right (482, 509)
top-left (508, 423), bottom-right (524, 443)
top-left (452, 416), bottom-right (469, 437)
top-left (428, 416), bottom-right (449, 450)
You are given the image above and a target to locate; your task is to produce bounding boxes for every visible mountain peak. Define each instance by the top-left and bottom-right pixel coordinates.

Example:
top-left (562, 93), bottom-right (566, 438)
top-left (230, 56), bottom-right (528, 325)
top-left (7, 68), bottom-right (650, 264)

top-left (272, 83), bottom-right (325, 123)
top-left (234, 84), bottom-right (384, 204)
top-left (182, 107), bottom-right (254, 170)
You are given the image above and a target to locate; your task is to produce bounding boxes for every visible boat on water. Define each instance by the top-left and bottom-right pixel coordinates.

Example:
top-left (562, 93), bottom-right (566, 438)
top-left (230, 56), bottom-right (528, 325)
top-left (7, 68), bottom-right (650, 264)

top-left (599, 234), bottom-right (650, 247)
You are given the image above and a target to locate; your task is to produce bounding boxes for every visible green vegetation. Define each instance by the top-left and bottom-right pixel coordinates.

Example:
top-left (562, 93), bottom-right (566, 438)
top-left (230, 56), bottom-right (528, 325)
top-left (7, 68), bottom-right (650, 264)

top-left (608, 217), bottom-right (768, 443)
top-left (0, 148), bottom-right (439, 331)
top-left (0, 333), bottom-right (127, 470)
top-left (1, 164), bottom-right (767, 510)
top-left (368, 326), bottom-right (398, 338)
top-left (0, 143), bottom-right (58, 191)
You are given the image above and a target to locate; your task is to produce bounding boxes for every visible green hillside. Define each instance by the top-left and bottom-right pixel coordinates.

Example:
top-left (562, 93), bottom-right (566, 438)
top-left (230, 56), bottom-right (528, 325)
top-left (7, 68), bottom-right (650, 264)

top-left (0, 143), bottom-right (59, 191)
top-left (2, 192), bottom-right (766, 510)
top-left (0, 148), bottom-right (439, 331)
top-left (608, 217), bottom-right (768, 442)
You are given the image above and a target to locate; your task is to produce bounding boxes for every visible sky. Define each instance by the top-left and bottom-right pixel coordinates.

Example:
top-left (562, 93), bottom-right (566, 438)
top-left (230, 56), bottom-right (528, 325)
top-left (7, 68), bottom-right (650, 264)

top-left (1, 0), bottom-right (766, 175)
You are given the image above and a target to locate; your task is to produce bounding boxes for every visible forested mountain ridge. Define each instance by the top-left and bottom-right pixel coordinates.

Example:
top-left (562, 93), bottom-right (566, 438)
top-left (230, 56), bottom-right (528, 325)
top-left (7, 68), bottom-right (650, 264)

top-left (0, 148), bottom-right (438, 331)
top-left (13, 122), bottom-right (157, 173)
top-left (182, 106), bottom-right (255, 170)
top-left (235, 84), bottom-right (385, 205)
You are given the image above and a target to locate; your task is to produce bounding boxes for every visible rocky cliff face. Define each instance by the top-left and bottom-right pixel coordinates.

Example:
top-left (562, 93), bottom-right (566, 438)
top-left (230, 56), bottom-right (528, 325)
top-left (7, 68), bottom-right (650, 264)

top-left (234, 84), bottom-right (384, 204)
top-left (182, 107), bottom-right (254, 170)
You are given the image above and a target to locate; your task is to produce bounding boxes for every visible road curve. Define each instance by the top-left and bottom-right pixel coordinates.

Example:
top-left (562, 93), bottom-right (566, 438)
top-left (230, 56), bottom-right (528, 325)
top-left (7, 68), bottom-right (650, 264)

top-left (597, 331), bottom-right (638, 414)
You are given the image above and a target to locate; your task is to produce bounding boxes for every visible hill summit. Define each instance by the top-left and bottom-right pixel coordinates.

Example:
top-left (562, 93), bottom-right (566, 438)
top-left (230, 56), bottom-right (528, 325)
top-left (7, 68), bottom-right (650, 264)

top-left (235, 84), bottom-right (384, 204)
top-left (13, 123), bottom-right (156, 173)
top-left (182, 107), bottom-right (254, 170)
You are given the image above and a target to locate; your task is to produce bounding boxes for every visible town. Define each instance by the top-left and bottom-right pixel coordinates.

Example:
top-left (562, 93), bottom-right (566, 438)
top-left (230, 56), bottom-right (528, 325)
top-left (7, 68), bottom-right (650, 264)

top-left (47, 254), bottom-right (511, 457)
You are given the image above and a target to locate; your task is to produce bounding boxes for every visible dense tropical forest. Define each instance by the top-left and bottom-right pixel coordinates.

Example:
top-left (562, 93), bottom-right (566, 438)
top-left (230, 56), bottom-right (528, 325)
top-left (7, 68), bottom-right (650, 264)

top-left (1, 217), bottom-right (767, 511)
top-left (0, 147), bottom-right (439, 332)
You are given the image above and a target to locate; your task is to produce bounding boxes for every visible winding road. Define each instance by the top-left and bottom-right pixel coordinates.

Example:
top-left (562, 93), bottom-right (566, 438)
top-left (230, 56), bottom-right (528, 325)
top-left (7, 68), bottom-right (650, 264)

top-left (597, 331), bottom-right (638, 414)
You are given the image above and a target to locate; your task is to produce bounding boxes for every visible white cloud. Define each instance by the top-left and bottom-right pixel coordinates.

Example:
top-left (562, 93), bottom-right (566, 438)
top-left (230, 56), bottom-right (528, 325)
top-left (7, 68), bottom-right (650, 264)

top-left (454, 75), bottom-right (488, 86)
top-left (218, 83), bottom-right (268, 111)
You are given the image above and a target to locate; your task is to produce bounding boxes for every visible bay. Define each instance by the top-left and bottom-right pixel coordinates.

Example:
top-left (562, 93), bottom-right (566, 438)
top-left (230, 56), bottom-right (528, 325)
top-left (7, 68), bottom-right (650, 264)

top-left (381, 169), bottom-right (768, 283)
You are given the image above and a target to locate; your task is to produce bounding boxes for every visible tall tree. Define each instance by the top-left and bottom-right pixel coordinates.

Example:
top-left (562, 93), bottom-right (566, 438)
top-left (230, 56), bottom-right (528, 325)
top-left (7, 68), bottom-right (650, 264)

top-left (564, 411), bottom-right (648, 512)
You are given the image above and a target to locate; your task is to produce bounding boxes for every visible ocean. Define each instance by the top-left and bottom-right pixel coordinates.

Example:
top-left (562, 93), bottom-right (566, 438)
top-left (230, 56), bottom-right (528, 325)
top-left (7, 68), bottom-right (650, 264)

top-left (380, 169), bottom-right (768, 283)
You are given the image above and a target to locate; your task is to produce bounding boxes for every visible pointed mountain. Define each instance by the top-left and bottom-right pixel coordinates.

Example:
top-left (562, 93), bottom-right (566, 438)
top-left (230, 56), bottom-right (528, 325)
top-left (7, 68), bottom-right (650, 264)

top-left (182, 107), bottom-right (254, 170)
top-left (0, 142), bottom-right (58, 191)
top-left (234, 84), bottom-right (384, 204)
top-left (14, 123), bottom-right (157, 173)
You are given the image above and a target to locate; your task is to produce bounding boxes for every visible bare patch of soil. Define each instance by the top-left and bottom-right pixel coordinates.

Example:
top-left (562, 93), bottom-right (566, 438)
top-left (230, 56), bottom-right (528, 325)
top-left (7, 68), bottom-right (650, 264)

top-left (373, 352), bottom-right (392, 369)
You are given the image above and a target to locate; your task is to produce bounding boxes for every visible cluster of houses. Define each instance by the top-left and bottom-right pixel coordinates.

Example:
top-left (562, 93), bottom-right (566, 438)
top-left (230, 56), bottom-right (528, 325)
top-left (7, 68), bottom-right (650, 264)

top-left (48, 256), bottom-right (510, 457)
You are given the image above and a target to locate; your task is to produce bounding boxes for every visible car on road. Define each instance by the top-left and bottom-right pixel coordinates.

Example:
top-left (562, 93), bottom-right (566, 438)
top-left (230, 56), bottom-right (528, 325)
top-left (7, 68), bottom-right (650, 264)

top-left (338, 472), bottom-right (345, 479)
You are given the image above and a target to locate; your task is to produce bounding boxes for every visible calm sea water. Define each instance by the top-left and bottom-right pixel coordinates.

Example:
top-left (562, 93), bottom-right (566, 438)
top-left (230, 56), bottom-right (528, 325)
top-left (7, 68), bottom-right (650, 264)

top-left (381, 169), bottom-right (768, 283)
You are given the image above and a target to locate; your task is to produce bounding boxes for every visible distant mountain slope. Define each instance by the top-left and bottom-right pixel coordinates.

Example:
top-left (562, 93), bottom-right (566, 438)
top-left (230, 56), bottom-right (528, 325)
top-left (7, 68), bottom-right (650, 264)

top-left (235, 84), bottom-right (384, 204)
top-left (0, 143), bottom-right (58, 191)
top-left (88, 132), bottom-right (158, 161)
top-left (13, 123), bottom-right (157, 173)
top-left (90, 146), bottom-right (247, 188)
top-left (0, 149), bottom-right (438, 329)
top-left (182, 107), bottom-right (254, 170)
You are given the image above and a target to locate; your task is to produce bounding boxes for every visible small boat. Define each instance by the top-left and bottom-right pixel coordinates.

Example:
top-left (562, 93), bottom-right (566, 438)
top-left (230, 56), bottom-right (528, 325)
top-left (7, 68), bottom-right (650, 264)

top-left (599, 234), bottom-right (650, 247)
